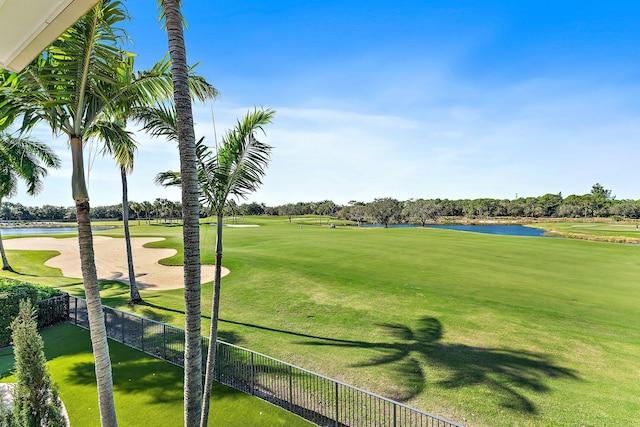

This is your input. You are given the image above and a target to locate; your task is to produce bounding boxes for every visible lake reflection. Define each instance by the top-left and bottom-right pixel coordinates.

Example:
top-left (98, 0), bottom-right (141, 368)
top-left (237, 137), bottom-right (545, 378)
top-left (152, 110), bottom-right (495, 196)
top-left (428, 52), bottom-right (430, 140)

top-left (364, 224), bottom-right (545, 237)
top-left (1, 226), bottom-right (114, 236)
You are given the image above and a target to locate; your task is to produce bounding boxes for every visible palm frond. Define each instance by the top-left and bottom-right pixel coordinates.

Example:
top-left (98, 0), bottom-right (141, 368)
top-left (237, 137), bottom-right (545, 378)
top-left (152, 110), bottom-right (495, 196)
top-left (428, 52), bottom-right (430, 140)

top-left (154, 170), bottom-right (182, 187)
top-left (88, 120), bottom-right (137, 172)
top-left (209, 107), bottom-right (275, 212)
top-left (0, 132), bottom-right (60, 196)
top-left (0, 0), bottom-right (132, 139)
top-left (133, 103), bottom-right (179, 142)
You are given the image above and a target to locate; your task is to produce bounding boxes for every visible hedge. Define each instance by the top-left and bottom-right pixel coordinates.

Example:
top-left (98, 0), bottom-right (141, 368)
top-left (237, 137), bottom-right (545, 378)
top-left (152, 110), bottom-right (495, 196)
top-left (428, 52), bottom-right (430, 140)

top-left (0, 279), bottom-right (65, 347)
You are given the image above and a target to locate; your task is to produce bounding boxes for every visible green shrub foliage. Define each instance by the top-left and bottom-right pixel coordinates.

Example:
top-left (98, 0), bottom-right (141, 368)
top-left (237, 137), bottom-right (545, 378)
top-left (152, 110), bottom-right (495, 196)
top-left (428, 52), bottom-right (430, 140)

top-left (0, 279), bottom-right (63, 347)
top-left (0, 402), bottom-right (18, 427)
top-left (11, 300), bottom-right (65, 427)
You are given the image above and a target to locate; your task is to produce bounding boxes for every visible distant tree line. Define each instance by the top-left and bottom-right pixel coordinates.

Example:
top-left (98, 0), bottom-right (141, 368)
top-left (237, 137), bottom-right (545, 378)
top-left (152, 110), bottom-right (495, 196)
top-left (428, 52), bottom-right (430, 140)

top-left (3, 183), bottom-right (639, 224)
top-left (0, 198), bottom-right (184, 223)
top-left (267, 184), bottom-right (640, 223)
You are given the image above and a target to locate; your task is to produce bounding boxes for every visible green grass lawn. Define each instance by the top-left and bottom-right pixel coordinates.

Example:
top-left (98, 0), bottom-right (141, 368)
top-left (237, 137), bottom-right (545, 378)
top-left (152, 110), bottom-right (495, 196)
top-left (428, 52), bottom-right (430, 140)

top-left (0, 323), bottom-right (312, 427)
top-left (535, 220), bottom-right (640, 243)
top-left (2, 217), bottom-right (640, 426)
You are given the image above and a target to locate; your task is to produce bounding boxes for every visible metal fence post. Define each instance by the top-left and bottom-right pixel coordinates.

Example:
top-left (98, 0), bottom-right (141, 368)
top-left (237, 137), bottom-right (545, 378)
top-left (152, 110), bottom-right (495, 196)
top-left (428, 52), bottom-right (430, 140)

top-left (163, 324), bottom-right (167, 360)
top-left (121, 311), bottom-right (125, 344)
top-left (215, 342), bottom-right (221, 382)
top-left (335, 382), bottom-right (339, 427)
top-left (393, 402), bottom-right (397, 427)
top-left (141, 317), bottom-right (144, 351)
top-left (251, 352), bottom-right (256, 395)
top-left (288, 365), bottom-right (293, 412)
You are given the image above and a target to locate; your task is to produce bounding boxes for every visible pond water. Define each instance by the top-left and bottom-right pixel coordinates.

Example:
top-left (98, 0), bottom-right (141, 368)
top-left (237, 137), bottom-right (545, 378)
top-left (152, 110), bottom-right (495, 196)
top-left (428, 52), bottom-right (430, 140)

top-left (0, 226), bottom-right (114, 236)
top-left (364, 224), bottom-right (545, 237)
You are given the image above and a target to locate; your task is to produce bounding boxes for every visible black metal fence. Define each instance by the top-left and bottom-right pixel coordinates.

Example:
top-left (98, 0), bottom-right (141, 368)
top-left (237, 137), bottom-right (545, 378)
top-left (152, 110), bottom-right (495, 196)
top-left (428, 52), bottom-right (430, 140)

top-left (67, 296), bottom-right (463, 427)
top-left (37, 294), bottom-right (70, 329)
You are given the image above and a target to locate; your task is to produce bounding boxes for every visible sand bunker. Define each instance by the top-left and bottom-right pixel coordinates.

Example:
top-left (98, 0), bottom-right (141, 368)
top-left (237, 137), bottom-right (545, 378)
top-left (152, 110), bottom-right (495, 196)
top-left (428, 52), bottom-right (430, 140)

top-left (3, 236), bottom-right (228, 290)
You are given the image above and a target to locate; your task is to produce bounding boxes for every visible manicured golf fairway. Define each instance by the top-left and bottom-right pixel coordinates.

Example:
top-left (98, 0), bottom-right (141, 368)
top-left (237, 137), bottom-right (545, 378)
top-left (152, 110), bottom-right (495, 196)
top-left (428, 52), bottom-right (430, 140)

top-left (2, 217), bottom-right (639, 426)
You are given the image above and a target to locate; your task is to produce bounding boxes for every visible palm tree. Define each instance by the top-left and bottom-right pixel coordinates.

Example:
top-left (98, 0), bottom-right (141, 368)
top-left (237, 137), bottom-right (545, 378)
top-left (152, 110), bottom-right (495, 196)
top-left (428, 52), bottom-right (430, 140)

top-left (95, 54), bottom-right (214, 305)
top-left (143, 200), bottom-right (153, 224)
top-left (0, 132), bottom-right (60, 271)
top-left (154, 107), bottom-right (275, 427)
top-left (130, 202), bottom-right (142, 225)
top-left (198, 108), bottom-right (274, 426)
top-left (0, 1), bottom-right (183, 424)
top-left (159, 1), bottom-right (204, 424)
top-left (154, 198), bottom-right (167, 223)
top-left (93, 123), bottom-right (143, 303)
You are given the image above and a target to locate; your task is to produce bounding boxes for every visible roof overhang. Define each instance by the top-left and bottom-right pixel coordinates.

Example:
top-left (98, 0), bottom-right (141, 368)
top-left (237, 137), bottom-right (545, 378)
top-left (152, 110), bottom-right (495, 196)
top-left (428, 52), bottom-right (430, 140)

top-left (0, 0), bottom-right (99, 72)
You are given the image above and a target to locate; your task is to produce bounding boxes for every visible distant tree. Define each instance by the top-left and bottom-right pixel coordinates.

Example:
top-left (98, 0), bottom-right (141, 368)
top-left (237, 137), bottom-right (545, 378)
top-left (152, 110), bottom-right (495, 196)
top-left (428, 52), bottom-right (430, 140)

top-left (367, 198), bottom-right (404, 228)
top-left (278, 203), bottom-right (296, 222)
top-left (438, 199), bottom-right (463, 217)
top-left (564, 194), bottom-right (592, 217)
top-left (344, 203), bottom-right (367, 226)
top-left (590, 183), bottom-right (613, 217)
top-left (473, 198), bottom-right (498, 217)
top-left (142, 200), bottom-right (153, 224)
top-left (536, 193), bottom-right (563, 217)
top-left (609, 201), bottom-right (640, 219)
top-left (224, 199), bottom-right (240, 222)
top-left (403, 199), bottom-right (440, 226)
top-left (316, 200), bottom-right (338, 217)
top-left (263, 206), bottom-right (278, 216)
top-left (295, 201), bottom-right (311, 215)
top-left (556, 203), bottom-right (583, 218)
top-left (460, 199), bottom-right (475, 217)
top-left (153, 198), bottom-right (169, 222)
top-left (244, 202), bottom-right (265, 216)
top-left (507, 200), bottom-right (526, 217)
top-left (40, 205), bottom-right (66, 221)
top-left (130, 202), bottom-right (143, 225)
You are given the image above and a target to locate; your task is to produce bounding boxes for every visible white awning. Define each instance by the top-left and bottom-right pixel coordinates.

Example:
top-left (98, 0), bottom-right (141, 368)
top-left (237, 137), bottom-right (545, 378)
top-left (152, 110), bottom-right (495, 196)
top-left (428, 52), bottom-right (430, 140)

top-left (0, 0), bottom-right (99, 72)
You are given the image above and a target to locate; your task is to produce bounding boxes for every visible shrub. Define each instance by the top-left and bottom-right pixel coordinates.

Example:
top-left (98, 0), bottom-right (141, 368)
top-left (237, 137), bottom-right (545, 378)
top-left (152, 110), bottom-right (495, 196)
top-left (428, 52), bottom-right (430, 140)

top-left (11, 300), bottom-right (66, 427)
top-left (0, 278), bottom-right (62, 300)
top-left (0, 402), bottom-right (17, 427)
top-left (0, 279), bottom-right (63, 347)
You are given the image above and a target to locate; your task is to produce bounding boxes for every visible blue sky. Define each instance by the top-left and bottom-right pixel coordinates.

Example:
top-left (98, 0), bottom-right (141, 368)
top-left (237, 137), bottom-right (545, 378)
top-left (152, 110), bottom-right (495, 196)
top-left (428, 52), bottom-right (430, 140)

top-left (12, 0), bottom-right (640, 207)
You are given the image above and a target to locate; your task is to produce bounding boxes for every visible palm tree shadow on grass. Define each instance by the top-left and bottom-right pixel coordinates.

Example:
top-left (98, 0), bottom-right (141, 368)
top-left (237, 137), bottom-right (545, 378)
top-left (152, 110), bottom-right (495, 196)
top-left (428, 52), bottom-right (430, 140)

top-left (66, 357), bottom-right (257, 408)
top-left (68, 359), bottom-right (184, 404)
top-left (92, 298), bottom-right (579, 414)
top-left (298, 316), bottom-right (580, 414)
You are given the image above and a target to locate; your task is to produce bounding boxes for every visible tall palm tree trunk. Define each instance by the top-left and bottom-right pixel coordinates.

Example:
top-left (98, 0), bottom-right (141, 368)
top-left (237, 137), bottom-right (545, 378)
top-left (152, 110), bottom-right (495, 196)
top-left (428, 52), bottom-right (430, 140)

top-left (0, 227), bottom-right (12, 271)
top-left (76, 199), bottom-right (118, 426)
top-left (72, 137), bottom-right (118, 427)
top-left (121, 167), bottom-right (142, 304)
top-left (162, 1), bottom-right (203, 425)
top-left (201, 213), bottom-right (224, 427)
top-left (0, 197), bottom-right (12, 270)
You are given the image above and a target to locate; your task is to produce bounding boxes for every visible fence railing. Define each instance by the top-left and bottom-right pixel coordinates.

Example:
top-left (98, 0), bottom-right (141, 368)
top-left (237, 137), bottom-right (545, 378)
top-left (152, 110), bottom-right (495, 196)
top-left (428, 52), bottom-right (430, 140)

top-left (37, 294), bottom-right (70, 329)
top-left (66, 295), bottom-right (463, 427)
